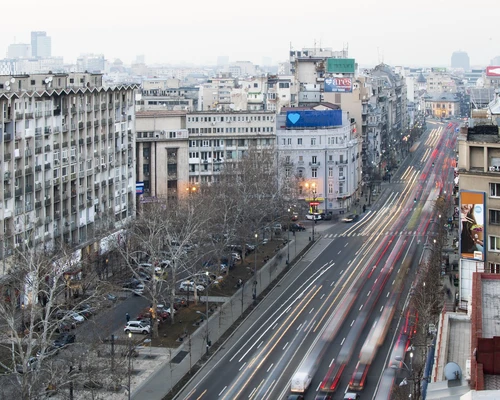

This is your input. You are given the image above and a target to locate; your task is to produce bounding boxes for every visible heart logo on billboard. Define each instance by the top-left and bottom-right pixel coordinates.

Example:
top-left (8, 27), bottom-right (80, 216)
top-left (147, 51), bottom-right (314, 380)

top-left (325, 78), bottom-right (333, 85)
top-left (288, 113), bottom-right (300, 124)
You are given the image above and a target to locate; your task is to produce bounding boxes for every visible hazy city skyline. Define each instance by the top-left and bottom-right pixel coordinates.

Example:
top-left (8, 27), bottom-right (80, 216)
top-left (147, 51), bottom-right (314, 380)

top-left (2, 0), bottom-right (499, 68)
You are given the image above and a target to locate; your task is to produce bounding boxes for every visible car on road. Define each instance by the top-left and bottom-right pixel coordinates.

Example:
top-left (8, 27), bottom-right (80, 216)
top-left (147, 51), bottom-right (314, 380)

top-left (124, 321), bottom-right (151, 335)
top-left (285, 223), bottom-right (306, 232)
top-left (342, 214), bottom-right (359, 223)
top-left (53, 333), bottom-right (75, 348)
top-left (319, 212), bottom-right (333, 220)
top-left (291, 212), bottom-right (299, 221)
top-left (287, 395), bottom-right (305, 400)
top-left (305, 213), bottom-right (321, 221)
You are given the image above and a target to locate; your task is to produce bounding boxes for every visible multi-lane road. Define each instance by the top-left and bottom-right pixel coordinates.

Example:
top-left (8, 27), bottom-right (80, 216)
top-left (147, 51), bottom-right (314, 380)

top-left (175, 120), bottom-right (458, 400)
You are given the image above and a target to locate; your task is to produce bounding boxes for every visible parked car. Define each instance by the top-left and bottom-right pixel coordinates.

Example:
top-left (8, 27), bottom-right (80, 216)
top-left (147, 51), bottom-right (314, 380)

top-left (305, 213), bottom-right (321, 221)
top-left (291, 212), bottom-right (299, 221)
top-left (16, 356), bottom-right (39, 374)
top-left (342, 214), bottom-right (359, 223)
top-left (56, 320), bottom-right (76, 332)
top-left (104, 293), bottom-right (117, 303)
top-left (179, 281), bottom-right (205, 293)
top-left (53, 333), bottom-right (75, 348)
top-left (75, 304), bottom-right (94, 319)
top-left (124, 321), bottom-right (151, 335)
top-left (122, 278), bottom-right (140, 289)
top-left (133, 284), bottom-right (145, 296)
top-left (65, 311), bottom-right (85, 324)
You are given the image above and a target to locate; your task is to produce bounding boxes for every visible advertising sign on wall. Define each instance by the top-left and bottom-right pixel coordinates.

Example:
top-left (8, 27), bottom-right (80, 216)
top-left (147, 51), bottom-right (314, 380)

top-left (136, 182), bottom-right (144, 195)
top-left (459, 191), bottom-right (485, 261)
top-left (326, 58), bottom-right (356, 74)
top-left (285, 110), bottom-right (342, 128)
top-left (486, 66), bottom-right (500, 77)
top-left (324, 77), bottom-right (353, 93)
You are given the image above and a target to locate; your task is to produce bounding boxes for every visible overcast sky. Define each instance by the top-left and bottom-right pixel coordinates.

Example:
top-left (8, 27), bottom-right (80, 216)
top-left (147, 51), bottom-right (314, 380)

top-left (2, 0), bottom-right (499, 68)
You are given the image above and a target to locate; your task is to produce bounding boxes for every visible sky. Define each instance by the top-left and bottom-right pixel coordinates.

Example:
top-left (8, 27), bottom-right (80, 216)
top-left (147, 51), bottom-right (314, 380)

top-left (2, 0), bottom-right (499, 68)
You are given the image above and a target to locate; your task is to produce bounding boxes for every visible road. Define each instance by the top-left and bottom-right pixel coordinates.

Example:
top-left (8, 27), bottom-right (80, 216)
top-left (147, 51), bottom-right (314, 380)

top-left (173, 120), bottom-right (459, 400)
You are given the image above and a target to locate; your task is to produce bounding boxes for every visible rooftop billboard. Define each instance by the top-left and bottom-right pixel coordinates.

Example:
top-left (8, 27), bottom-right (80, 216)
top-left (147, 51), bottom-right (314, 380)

top-left (486, 66), bottom-right (500, 77)
top-left (326, 58), bottom-right (356, 74)
top-left (324, 77), bottom-right (353, 93)
top-left (285, 110), bottom-right (342, 128)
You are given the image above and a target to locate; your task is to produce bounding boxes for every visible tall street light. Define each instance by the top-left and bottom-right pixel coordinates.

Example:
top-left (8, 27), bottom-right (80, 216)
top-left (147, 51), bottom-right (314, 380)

top-left (127, 331), bottom-right (132, 400)
top-left (286, 208), bottom-right (290, 265)
top-left (305, 182), bottom-right (317, 242)
top-left (196, 271), bottom-right (211, 354)
top-left (253, 233), bottom-right (258, 302)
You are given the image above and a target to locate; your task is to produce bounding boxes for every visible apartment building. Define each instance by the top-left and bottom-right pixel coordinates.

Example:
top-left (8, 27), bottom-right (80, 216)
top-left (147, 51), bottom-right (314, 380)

top-left (423, 93), bottom-right (460, 118)
top-left (199, 74), bottom-right (237, 111)
top-left (276, 106), bottom-right (360, 213)
top-left (0, 72), bottom-right (136, 271)
top-left (137, 78), bottom-right (197, 111)
top-left (135, 110), bottom-right (189, 202)
top-left (186, 111), bottom-right (276, 184)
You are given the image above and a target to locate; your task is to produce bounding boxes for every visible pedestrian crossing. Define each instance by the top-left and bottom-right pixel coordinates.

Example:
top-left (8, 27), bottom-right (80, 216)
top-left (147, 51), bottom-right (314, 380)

top-left (323, 231), bottom-right (439, 238)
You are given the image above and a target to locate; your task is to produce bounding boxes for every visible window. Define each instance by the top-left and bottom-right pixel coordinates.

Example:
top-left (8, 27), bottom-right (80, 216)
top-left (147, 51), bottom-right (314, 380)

top-left (285, 155), bottom-right (290, 164)
top-left (328, 167), bottom-right (333, 177)
top-left (299, 185), bottom-right (303, 195)
top-left (487, 262), bottom-right (500, 274)
top-left (298, 156), bottom-right (303, 162)
top-left (287, 138), bottom-right (292, 145)
top-left (312, 156), bottom-right (317, 164)
top-left (285, 168), bottom-right (290, 177)
top-left (298, 138), bottom-right (302, 145)
top-left (312, 168), bottom-right (317, 178)
top-left (490, 183), bottom-right (500, 197)
top-left (489, 235), bottom-right (500, 252)
top-left (339, 182), bottom-right (344, 194)
top-left (490, 209), bottom-right (500, 225)
top-left (339, 167), bottom-right (344, 177)
top-left (311, 138), bottom-right (316, 145)
top-left (328, 183), bottom-right (333, 194)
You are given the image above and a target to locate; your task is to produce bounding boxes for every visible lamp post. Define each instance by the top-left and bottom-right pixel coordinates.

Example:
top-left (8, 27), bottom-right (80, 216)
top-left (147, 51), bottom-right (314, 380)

top-left (305, 182), bottom-right (317, 242)
top-left (286, 208), bottom-right (290, 265)
top-left (127, 331), bottom-right (132, 400)
top-left (253, 233), bottom-right (258, 302)
top-left (196, 309), bottom-right (210, 354)
top-left (392, 355), bottom-right (414, 398)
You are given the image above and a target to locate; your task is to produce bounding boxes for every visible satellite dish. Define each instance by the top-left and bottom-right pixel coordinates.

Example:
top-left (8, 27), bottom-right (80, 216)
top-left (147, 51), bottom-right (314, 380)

top-left (44, 78), bottom-right (50, 84)
top-left (10, 78), bottom-right (15, 84)
top-left (5, 80), bottom-right (10, 86)
top-left (444, 362), bottom-right (462, 381)
top-left (48, 77), bottom-right (53, 82)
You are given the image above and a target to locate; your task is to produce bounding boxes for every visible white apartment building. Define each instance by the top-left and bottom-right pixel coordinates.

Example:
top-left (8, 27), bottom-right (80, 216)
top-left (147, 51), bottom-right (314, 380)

top-left (199, 74), bottom-right (237, 111)
top-left (137, 78), bottom-right (196, 112)
top-left (186, 111), bottom-right (276, 184)
top-left (276, 107), bottom-right (360, 213)
top-left (0, 73), bottom-right (136, 270)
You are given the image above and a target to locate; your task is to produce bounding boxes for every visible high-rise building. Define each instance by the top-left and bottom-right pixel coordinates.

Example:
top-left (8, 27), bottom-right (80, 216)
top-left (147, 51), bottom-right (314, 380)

top-left (0, 72), bottom-right (137, 274)
top-left (451, 51), bottom-right (470, 71)
top-left (7, 43), bottom-right (31, 59)
top-left (31, 31), bottom-right (51, 58)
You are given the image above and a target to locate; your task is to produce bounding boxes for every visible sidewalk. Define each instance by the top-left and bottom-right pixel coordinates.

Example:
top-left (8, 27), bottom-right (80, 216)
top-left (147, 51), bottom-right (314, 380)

top-left (117, 223), bottom-right (333, 400)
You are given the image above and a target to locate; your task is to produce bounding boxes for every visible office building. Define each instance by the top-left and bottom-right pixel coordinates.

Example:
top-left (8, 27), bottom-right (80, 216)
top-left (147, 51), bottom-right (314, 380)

top-left (451, 51), bottom-right (470, 71)
top-left (31, 31), bottom-right (51, 58)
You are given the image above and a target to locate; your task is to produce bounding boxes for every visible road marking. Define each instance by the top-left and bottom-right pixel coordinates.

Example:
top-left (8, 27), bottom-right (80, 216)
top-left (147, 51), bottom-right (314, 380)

top-left (392, 279), bottom-right (396, 286)
top-left (249, 387), bottom-right (257, 398)
top-left (387, 292), bottom-right (390, 297)
top-left (338, 251), bottom-right (342, 254)
top-left (283, 342), bottom-right (289, 350)
top-left (257, 341), bottom-right (263, 349)
top-left (340, 270), bottom-right (344, 274)
top-left (309, 308), bottom-right (314, 314)
top-left (239, 362), bottom-right (246, 371)
top-left (344, 242), bottom-right (349, 247)
top-left (219, 386), bottom-right (227, 396)
top-left (359, 304), bottom-right (363, 311)
top-left (320, 294), bottom-right (325, 299)
top-left (341, 337), bottom-right (346, 345)
top-left (330, 281), bottom-right (335, 287)
top-left (272, 323), bottom-right (277, 329)
top-left (196, 389), bottom-right (207, 399)
top-left (266, 363), bottom-right (274, 373)
top-left (380, 306), bottom-right (384, 312)
top-left (329, 357), bottom-right (335, 367)
top-left (296, 323), bottom-right (302, 331)
top-left (350, 320), bottom-right (355, 327)
top-left (367, 290), bottom-right (371, 297)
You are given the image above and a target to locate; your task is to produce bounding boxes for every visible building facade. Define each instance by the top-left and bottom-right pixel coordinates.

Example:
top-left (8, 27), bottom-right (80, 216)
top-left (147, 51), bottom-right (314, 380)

top-left (423, 93), bottom-right (460, 118)
top-left (31, 31), bottom-right (51, 59)
top-left (276, 107), bottom-right (360, 213)
top-left (0, 73), bottom-right (136, 272)
top-left (186, 111), bottom-right (276, 184)
top-left (135, 110), bottom-right (189, 202)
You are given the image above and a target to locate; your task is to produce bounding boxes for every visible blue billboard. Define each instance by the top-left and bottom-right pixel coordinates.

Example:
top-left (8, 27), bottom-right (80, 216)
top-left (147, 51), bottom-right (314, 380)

top-left (136, 182), bottom-right (145, 195)
top-left (285, 110), bottom-right (342, 128)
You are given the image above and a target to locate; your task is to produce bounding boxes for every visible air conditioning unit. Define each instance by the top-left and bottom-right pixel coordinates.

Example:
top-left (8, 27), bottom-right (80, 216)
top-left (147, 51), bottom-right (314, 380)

top-left (490, 166), bottom-right (496, 172)
top-left (54, 159), bottom-right (60, 165)
top-left (62, 157), bottom-right (68, 162)
top-left (496, 166), bottom-right (500, 172)
top-left (19, 195), bottom-right (23, 201)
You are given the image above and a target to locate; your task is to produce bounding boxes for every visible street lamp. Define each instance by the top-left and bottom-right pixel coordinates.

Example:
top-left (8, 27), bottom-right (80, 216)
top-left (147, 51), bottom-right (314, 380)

top-left (286, 208), bottom-right (290, 265)
top-left (392, 355), bottom-right (414, 398)
top-left (304, 182), bottom-right (317, 242)
top-left (253, 233), bottom-right (258, 302)
top-left (127, 331), bottom-right (132, 400)
top-left (196, 310), bottom-right (210, 354)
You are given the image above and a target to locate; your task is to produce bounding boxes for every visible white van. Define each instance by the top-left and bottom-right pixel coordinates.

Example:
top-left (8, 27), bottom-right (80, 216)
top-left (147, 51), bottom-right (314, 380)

top-left (179, 281), bottom-right (205, 293)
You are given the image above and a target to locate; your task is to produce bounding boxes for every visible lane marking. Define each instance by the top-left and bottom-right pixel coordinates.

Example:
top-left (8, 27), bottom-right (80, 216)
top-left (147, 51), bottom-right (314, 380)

top-left (219, 386), bottom-right (227, 396)
top-left (239, 362), bottom-right (246, 371)
top-left (266, 363), bottom-right (274, 373)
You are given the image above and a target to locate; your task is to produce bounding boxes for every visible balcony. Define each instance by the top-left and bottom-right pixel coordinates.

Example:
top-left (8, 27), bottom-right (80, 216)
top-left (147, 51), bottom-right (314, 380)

top-left (86, 137), bottom-right (92, 144)
top-left (4, 171), bottom-right (11, 180)
top-left (4, 133), bottom-right (12, 141)
top-left (45, 197), bottom-right (51, 206)
top-left (15, 170), bottom-right (23, 178)
top-left (44, 162), bottom-right (51, 170)
top-left (35, 110), bottom-right (43, 118)
top-left (25, 185), bottom-right (33, 193)
top-left (54, 143), bottom-right (60, 150)
top-left (35, 147), bottom-right (42, 154)
top-left (35, 182), bottom-right (42, 190)
top-left (4, 153), bottom-right (11, 161)
top-left (25, 166), bottom-right (33, 175)
top-left (35, 127), bottom-right (42, 136)
top-left (35, 200), bottom-right (42, 209)
top-left (62, 124), bottom-right (68, 132)
top-left (45, 180), bottom-right (52, 187)
top-left (4, 191), bottom-right (11, 199)
top-left (309, 162), bottom-right (321, 167)
top-left (15, 188), bottom-right (23, 197)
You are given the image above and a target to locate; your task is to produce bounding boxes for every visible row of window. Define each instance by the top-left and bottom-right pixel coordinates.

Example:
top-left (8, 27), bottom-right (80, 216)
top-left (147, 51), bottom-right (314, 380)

top-left (189, 138), bottom-right (272, 147)
top-left (188, 126), bottom-right (274, 134)
top-left (281, 136), bottom-right (346, 146)
top-left (187, 115), bottom-right (274, 123)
